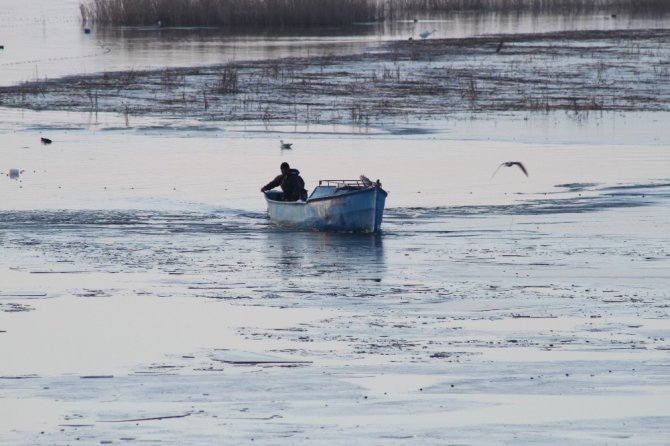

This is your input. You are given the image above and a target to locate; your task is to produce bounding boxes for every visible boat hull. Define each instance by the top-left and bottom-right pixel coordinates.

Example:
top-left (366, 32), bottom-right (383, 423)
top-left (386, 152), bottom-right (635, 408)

top-left (265, 185), bottom-right (387, 233)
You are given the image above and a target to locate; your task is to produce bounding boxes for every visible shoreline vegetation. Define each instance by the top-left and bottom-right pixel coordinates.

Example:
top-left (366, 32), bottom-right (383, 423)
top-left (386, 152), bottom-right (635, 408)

top-left (1, 29), bottom-right (669, 128)
top-left (80, 0), bottom-right (670, 27)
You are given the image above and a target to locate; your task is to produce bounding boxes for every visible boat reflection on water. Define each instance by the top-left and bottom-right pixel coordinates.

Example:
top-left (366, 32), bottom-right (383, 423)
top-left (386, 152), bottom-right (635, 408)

top-left (264, 230), bottom-right (385, 280)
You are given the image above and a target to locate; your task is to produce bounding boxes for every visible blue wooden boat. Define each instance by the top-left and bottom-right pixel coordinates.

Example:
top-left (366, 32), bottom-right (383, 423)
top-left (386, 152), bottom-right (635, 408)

top-left (264, 177), bottom-right (388, 233)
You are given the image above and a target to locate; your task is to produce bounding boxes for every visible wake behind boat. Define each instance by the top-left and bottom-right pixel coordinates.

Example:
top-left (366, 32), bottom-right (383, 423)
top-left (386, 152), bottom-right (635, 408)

top-left (264, 177), bottom-right (388, 233)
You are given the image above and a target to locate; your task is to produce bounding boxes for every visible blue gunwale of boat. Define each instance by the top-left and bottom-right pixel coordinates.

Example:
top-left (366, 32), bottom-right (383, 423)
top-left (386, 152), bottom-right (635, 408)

top-left (265, 186), bottom-right (381, 204)
top-left (308, 187), bottom-right (383, 203)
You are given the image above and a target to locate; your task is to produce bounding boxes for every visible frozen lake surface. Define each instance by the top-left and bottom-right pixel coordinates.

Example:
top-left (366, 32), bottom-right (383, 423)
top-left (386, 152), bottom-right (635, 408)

top-left (1, 119), bottom-right (669, 444)
top-left (1, 1), bottom-right (670, 445)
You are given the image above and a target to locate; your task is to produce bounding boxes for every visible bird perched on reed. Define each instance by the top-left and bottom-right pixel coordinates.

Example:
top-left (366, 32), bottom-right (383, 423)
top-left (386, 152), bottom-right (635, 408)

top-left (496, 40), bottom-right (504, 53)
top-left (492, 161), bottom-right (528, 178)
top-left (280, 140), bottom-right (292, 150)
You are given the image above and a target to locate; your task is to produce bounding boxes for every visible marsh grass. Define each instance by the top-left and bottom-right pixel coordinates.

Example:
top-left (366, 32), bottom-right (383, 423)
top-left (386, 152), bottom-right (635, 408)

top-left (216, 67), bottom-right (238, 94)
top-left (81, 0), bottom-right (670, 26)
top-left (3, 30), bottom-right (670, 126)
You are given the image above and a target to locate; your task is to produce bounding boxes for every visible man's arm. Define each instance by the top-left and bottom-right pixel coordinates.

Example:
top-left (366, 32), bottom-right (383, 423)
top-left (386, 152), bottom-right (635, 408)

top-left (261, 174), bottom-right (283, 192)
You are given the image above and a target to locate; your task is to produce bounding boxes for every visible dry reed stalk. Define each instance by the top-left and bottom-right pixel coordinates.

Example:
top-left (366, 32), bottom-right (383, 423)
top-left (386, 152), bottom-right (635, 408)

top-left (216, 67), bottom-right (238, 94)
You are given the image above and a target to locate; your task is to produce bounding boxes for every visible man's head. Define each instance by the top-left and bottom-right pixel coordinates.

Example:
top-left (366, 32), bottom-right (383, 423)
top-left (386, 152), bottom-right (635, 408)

top-left (280, 162), bottom-right (290, 174)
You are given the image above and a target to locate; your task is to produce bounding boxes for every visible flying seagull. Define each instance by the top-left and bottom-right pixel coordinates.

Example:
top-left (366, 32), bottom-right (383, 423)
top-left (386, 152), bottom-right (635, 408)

top-left (492, 161), bottom-right (528, 178)
top-left (280, 140), bottom-right (292, 150)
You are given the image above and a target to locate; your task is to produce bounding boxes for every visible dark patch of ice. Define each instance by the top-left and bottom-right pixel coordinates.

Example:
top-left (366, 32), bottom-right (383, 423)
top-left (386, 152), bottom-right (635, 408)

top-left (135, 124), bottom-right (224, 133)
top-left (555, 182), bottom-right (600, 192)
top-left (388, 127), bottom-right (437, 135)
top-left (388, 180), bottom-right (670, 220)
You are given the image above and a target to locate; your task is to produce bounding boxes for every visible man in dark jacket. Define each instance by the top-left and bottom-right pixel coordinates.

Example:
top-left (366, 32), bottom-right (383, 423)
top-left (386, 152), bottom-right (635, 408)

top-left (261, 162), bottom-right (307, 201)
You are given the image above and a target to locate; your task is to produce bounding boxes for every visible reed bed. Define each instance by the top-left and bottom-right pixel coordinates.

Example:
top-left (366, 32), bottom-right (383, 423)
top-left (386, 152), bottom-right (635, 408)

top-left (80, 0), bottom-right (380, 27)
top-left (81, 0), bottom-right (670, 27)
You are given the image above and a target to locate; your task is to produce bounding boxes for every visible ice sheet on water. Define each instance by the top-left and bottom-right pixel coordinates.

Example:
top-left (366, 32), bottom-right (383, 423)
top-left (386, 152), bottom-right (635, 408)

top-left (0, 209), bottom-right (256, 231)
top-left (1, 190), bottom-right (668, 445)
top-left (601, 181), bottom-right (670, 193)
top-left (387, 180), bottom-right (670, 220)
